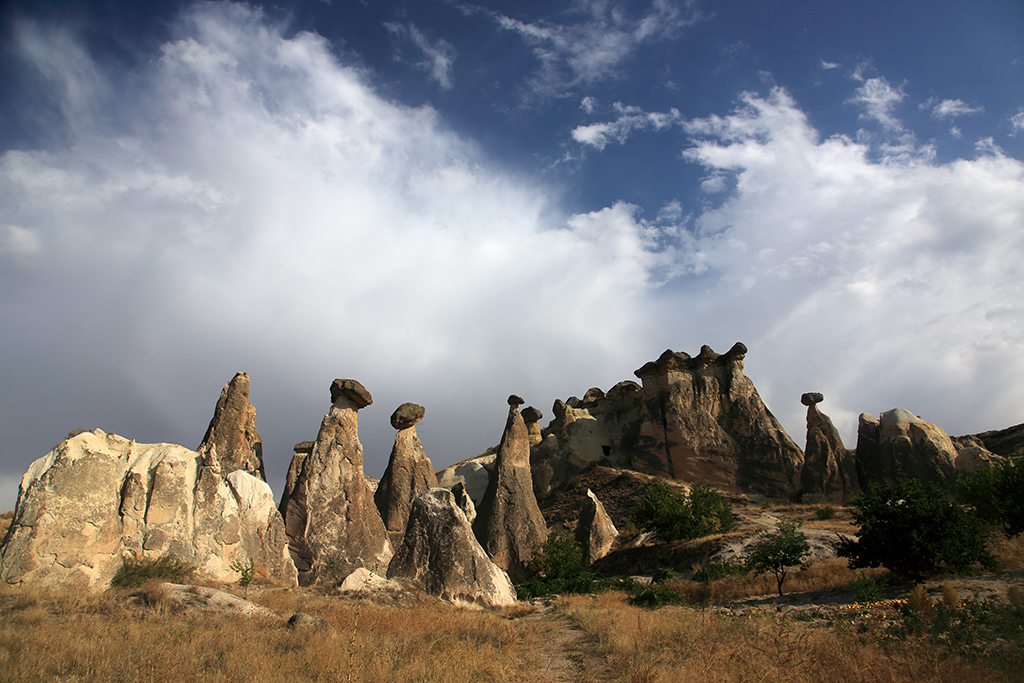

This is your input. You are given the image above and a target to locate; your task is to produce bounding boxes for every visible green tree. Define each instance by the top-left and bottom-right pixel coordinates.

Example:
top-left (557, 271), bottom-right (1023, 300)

top-left (515, 532), bottom-right (596, 599)
top-left (960, 460), bottom-right (1024, 538)
top-left (744, 520), bottom-right (810, 595)
top-left (838, 479), bottom-right (998, 582)
top-left (632, 482), bottom-right (734, 542)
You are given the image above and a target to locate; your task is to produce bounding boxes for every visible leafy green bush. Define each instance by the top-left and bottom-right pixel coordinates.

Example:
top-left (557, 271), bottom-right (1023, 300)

top-left (631, 483), bottom-right (734, 542)
top-left (627, 583), bottom-right (686, 609)
top-left (838, 479), bottom-right (998, 582)
top-left (743, 520), bottom-right (811, 595)
top-left (960, 459), bottom-right (1024, 538)
top-left (514, 532), bottom-right (598, 599)
top-left (814, 504), bottom-right (837, 520)
top-left (110, 555), bottom-right (195, 588)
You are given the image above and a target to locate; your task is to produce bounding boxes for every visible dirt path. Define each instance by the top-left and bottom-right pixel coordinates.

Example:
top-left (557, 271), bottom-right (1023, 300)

top-left (525, 602), bottom-right (617, 683)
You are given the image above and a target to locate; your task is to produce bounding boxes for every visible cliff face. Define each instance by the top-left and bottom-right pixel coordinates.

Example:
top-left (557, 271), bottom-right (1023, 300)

top-left (533, 343), bottom-right (804, 498)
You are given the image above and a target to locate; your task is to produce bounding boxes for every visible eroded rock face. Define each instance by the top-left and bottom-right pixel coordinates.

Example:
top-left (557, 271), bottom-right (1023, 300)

top-left (436, 453), bottom-right (496, 506)
top-left (388, 488), bottom-right (516, 608)
top-left (800, 394), bottom-right (859, 503)
top-left (473, 397), bottom-right (549, 582)
top-left (197, 372), bottom-right (265, 480)
top-left (374, 403), bottom-right (438, 546)
top-left (575, 489), bottom-right (618, 566)
top-left (856, 408), bottom-right (958, 491)
top-left (280, 380), bottom-right (392, 585)
top-left (0, 430), bottom-right (297, 590)
top-left (630, 343), bottom-right (804, 497)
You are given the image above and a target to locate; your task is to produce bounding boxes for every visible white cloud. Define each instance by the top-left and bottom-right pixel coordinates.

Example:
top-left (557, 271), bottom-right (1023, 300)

top-left (385, 22), bottom-right (457, 89)
top-left (848, 74), bottom-right (906, 130)
top-left (819, 60), bottom-right (841, 70)
top-left (1010, 108), bottom-right (1024, 136)
top-left (494, 0), bottom-right (702, 97)
top-left (572, 103), bottom-right (681, 149)
top-left (0, 225), bottom-right (42, 256)
top-left (927, 98), bottom-right (984, 119)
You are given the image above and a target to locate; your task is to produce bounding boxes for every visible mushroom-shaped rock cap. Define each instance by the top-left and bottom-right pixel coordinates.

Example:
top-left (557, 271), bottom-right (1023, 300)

top-left (293, 440), bottom-right (315, 453)
top-left (801, 392), bottom-right (824, 406)
top-left (507, 394), bottom-right (525, 407)
top-left (330, 379), bottom-right (373, 408)
top-left (521, 406), bottom-right (543, 424)
top-left (552, 399), bottom-right (567, 419)
top-left (390, 402), bottom-right (425, 430)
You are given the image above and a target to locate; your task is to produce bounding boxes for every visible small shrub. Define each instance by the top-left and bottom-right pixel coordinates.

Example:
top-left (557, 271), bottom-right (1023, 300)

top-left (744, 520), bottom-right (811, 596)
top-left (515, 532), bottom-right (597, 599)
top-left (849, 571), bottom-right (885, 603)
top-left (651, 567), bottom-right (679, 584)
top-left (232, 558), bottom-right (256, 597)
top-left (691, 559), bottom-right (746, 583)
top-left (110, 555), bottom-right (195, 588)
top-left (814, 504), bottom-right (837, 520)
top-left (632, 483), bottom-right (734, 542)
top-left (628, 583), bottom-right (686, 609)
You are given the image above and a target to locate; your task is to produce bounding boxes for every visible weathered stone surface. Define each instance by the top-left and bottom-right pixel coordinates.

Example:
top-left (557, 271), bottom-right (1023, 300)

top-left (522, 406), bottom-right (544, 445)
top-left (293, 441), bottom-right (315, 453)
top-left (388, 488), bottom-right (516, 608)
top-left (435, 453), bottom-right (496, 506)
top-left (451, 482), bottom-right (476, 524)
top-left (508, 394), bottom-right (525, 407)
top-left (338, 567), bottom-right (400, 594)
top-left (390, 402), bottom-right (425, 430)
top-left (575, 489), bottom-right (618, 566)
top-left (280, 381), bottom-right (392, 585)
top-left (954, 423), bottom-right (1024, 459)
top-left (0, 430), bottom-right (297, 590)
top-left (855, 408), bottom-right (959, 491)
top-left (197, 372), bottom-right (265, 479)
top-left (473, 402), bottom-right (548, 581)
top-left (800, 396), bottom-right (858, 503)
top-left (630, 343), bottom-right (803, 497)
top-left (374, 412), bottom-right (438, 546)
top-left (954, 446), bottom-right (1005, 474)
top-left (150, 583), bottom-right (278, 619)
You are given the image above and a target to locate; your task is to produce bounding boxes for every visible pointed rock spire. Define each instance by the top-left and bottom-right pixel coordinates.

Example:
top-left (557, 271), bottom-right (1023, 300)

top-left (575, 488), bottom-right (618, 566)
top-left (197, 372), bottom-right (265, 479)
top-left (374, 403), bottom-right (438, 546)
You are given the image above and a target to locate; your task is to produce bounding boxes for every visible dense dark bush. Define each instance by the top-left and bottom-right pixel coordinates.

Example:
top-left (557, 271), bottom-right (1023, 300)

top-left (110, 555), bottom-right (195, 588)
top-left (514, 532), bottom-right (600, 599)
top-left (631, 482), bottom-right (734, 542)
top-left (960, 459), bottom-right (1024, 538)
top-left (838, 479), bottom-right (998, 582)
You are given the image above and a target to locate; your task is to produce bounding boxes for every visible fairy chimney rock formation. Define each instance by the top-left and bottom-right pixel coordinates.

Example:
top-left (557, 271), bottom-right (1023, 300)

top-left (387, 488), bottom-right (516, 608)
top-left (473, 396), bottom-right (549, 581)
top-left (630, 343), bottom-right (803, 497)
top-left (575, 489), bottom-right (618, 566)
top-left (522, 406), bottom-right (544, 445)
top-left (281, 379), bottom-right (392, 585)
top-left (374, 403), bottom-right (438, 546)
top-left (799, 393), bottom-right (858, 503)
top-left (197, 372), bottom-right (265, 479)
top-left (856, 408), bottom-right (959, 491)
top-left (0, 429), bottom-right (297, 590)
top-left (451, 481), bottom-right (477, 524)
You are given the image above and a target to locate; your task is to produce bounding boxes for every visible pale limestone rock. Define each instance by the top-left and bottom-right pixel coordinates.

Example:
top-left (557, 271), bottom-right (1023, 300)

top-left (338, 567), bottom-right (400, 594)
top-left (374, 405), bottom-right (438, 547)
top-left (575, 489), bottom-right (618, 566)
top-left (473, 399), bottom-right (548, 582)
top-left (281, 380), bottom-right (392, 585)
top-left (0, 430), bottom-right (297, 591)
top-left (151, 583), bottom-right (278, 619)
top-left (197, 372), bottom-right (265, 479)
top-left (388, 488), bottom-right (516, 608)
top-left (436, 454), bottom-right (495, 506)
top-left (856, 408), bottom-right (959, 491)
top-left (955, 446), bottom-right (1005, 474)
top-left (451, 482), bottom-right (476, 524)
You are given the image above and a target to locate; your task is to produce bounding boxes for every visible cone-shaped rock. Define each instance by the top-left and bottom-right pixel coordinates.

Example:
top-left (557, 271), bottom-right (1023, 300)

top-left (856, 408), bottom-right (959, 492)
top-left (281, 380), bottom-right (392, 584)
top-left (473, 396), bottom-right (548, 581)
top-left (388, 488), bottom-right (516, 608)
top-left (451, 482), bottom-right (476, 524)
top-left (374, 403), bottom-right (438, 546)
top-left (197, 372), bottom-right (265, 479)
top-left (575, 488), bottom-right (618, 566)
top-left (800, 393), bottom-right (859, 503)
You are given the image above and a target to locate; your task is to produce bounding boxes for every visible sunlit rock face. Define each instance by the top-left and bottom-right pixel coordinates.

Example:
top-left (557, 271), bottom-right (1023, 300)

top-left (800, 393), bottom-right (859, 503)
top-left (0, 430), bottom-right (297, 591)
top-left (473, 396), bottom-right (548, 582)
top-left (279, 379), bottom-right (392, 585)
top-left (374, 403), bottom-right (438, 548)
top-left (575, 488), bottom-right (618, 567)
top-left (855, 408), bottom-right (959, 492)
top-left (197, 371), bottom-right (266, 480)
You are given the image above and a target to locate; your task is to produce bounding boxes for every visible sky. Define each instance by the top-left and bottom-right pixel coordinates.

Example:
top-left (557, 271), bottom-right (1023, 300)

top-left (1, 0), bottom-right (1022, 511)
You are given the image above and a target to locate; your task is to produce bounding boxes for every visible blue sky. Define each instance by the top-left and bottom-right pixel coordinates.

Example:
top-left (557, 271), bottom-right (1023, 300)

top-left (1, 0), bottom-right (1022, 509)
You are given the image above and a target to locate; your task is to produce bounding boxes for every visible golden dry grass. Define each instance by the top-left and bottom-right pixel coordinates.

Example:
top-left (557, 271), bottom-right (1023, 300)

top-left (556, 591), bottom-right (1016, 683)
top-left (0, 585), bottom-right (549, 683)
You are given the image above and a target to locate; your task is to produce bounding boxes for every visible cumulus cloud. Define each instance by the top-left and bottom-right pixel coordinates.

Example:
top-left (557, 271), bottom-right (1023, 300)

top-left (848, 71), bottom-right (906, 130)
top-left (572, 103), bottom-right (682, 150)
top-left (493, 0), bottom-right (703, 97)
top-left (384, 21), bottom-right (457, 89)
top-left (0, 2), bottom-right (670, 492)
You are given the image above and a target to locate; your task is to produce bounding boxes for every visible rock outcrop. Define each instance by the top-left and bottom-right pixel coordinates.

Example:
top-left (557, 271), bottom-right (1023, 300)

top-left (522, 406), bottom-right (544, 446)
top-left (473, 396), bottom-right (549, 581)
top-left (451, 482), bottom-right (477, 524)
top-left (374, 403), bottom-right (438, 546)
top-left (0, 429), bottom-right (297, 590)
top-left (197, 372), bottom-right (266, 480)
top-left (279, 379), bottom-right (392, 585)
top-left (436, 453), bottom-right (496, 505)
top-left (388, 488), bottom-right (516, 608)
top-left (855, 408), bottom-right (959, 491)
top-left (575, 489), bottom-right (618, 566)
top-left (630, 343), bottom-right (804, 497)
top-left (799, 393), bottom-right (858, 503)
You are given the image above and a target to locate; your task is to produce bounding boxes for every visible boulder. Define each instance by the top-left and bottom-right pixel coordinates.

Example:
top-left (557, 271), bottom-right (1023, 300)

top-left (197, 372), bottom-right (265, 479)
top-left (855, 408), bottom-right (959, 491)
top-left (799, 394), bottom-right (858, 503)
top-left (451, 481), bottom-right (477, 524)
top-left (473, 398), bottom-right (549, 581)
top-left (630, 343), bottom-right (804, 497)
top-left (0, 429), bottom-right (297, 590)
top-left (280, 380), bottom-right (392, 585)
top-left (575, 489), bottom-right (618, 566)
top-left (388, 488), bottom-right (516, 608)
top-left (954, 446), bottom-right (1005, 475)
top-left (374, 403), bottom-right (438, 546)
top-left (338, 567), bottom-right (400, 594)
